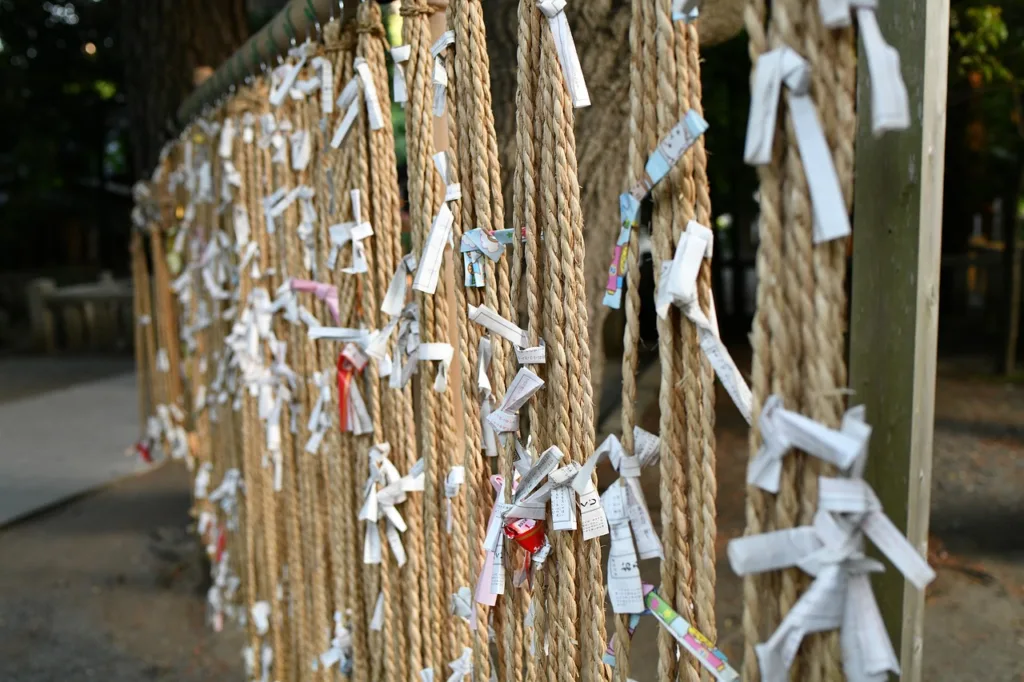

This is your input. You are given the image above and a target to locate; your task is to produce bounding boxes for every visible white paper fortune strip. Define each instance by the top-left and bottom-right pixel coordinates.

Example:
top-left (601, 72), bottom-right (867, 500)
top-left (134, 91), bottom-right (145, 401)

top-left (331, 77), bottom-right (361, 149)
top-left (412, 203), bottom-right (455, 294)
top-left (391, 45), bottom-right (411, 106)
top-left (820, 0), bottom-right (909, 135)
top-left (468, 304), bottom-right (529, 348)
top-left (746, 396), bottom-right (871, 494)
top-left (353, 57), bottom-right (384, 131)
top-left (656, 221), bottom-right (752, 424)
top-left (745, 47), bottom-right (850, 243)
top-left (486, 367), bottom-right (545, 433)
top-left (327, 189), bottom-right (374, 273)
top-left (537, 0), bottom-right (590, 108)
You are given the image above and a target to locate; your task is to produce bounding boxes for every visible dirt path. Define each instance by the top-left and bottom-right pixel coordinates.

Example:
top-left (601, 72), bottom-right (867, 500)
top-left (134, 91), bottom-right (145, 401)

top-left (0, 463), bottom-right (243, 682)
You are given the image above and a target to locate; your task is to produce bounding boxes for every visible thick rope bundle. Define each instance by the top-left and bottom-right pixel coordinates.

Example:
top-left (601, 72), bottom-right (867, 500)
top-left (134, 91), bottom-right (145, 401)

top-left (741, 0), bottom-right (856, 679)
top-left (400, 0), bottom-right (455, 675)
top-left (510, 3), bottom-right (609, 680)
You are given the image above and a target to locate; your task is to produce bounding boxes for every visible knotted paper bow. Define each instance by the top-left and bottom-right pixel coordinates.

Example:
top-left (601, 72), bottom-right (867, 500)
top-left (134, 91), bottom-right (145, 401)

top-left (290, 278), bottom-right (340, 325)
top-left (537, 0), bottom-right (590, 108)
top-left (476, 476), bottom-right (512, 606)
top-left (412, 156), bottom-right (458, 294)
top-left (729, 498), bottom-right (933, 682)
top-left (746, 396), bottom-right (870, 494)
top-left (269, 42), bottom-right (310, 106)
top-left (208, 468), bottom-right (243, 530)
top-left (319, 611), bottom-right (353, 673)
top-left (328, 189), bottom-right (374, 273)
top-left (444, 466), bottom-right (465, 534)
top-left (732, 401), bottom-right (935, 682)
top-left (446, 647), bottom-right (473, 682)
top-left (816, 0), bottom-right (909, 135)
top-left (477, 338), bottom-right (499, 457)
top-left (745, 47), bottom-right (850, 243)
top-left (418, 342), bottom-right (455, 393)
top-left (656, 220), bottom-right (752, 423)
top-left (381, 253), bottom-right (418, 318)
top-left (359, 444), bottom-right (419, 567)
top-left (389, 303), bottom-right (421, 390)
top-left (486, 367), bottom-right (545, 434)
top-left (250, 601), bottom-right (272, 636)
top-left (336, 343), bottom-right (372, 435)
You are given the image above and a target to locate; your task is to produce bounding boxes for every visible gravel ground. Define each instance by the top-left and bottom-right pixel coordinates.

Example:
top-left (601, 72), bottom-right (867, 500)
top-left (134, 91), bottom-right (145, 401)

top-left (0, 362), bottom-right (1021, 681)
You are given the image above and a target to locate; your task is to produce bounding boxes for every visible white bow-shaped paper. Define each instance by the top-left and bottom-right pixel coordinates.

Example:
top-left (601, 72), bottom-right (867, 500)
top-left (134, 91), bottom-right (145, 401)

top-left (731, 402), bottom-right (935, 682)
top-left (446, 647), bottom-right (474, 682)
top-left (328, 189), bottom-right (374, 273)
top-left (747, 395), bottom-right (871, 493)
top-left (816, 0), bottom-right (909, 135)
top-left (656, 220), bottom-right (753, 424)
top-left (319, 611), bottom-right (353, 673)
top-left (486, 367), bottom-right (545, 434)
top-left (353, 57), bottom-right (384, 131)
top-left (418, 342), bottom-right (455, 393)
top-left (359, 445), bottom-right (423, 567)
top-left (208, 468), bottom-right (243, 529)
top-left (269, 43), bottom-right (310, 107)
top-left (537, 0), bottom-right (590, 108)
top-left (744, 47), bottom-right (850, 243)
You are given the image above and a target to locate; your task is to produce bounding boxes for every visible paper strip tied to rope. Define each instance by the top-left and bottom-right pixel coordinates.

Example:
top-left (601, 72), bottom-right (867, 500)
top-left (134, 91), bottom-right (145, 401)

top-left (290, 278), bottom-right (340, 325)
top-left (328, 189), bottom-right (374, 274)
top-left (391, 45), bottom-right (411, 107)
top-left (604, 111), bottom-right (709, 309)
top-left (817, 0), bottom-right (910, 135)
top-left (304, 370), bottom-right (333, 454)
top-left (430, 30), bottom-right (456, 117)
top-left (730, 403), bottom-right (936, 682)
top-left (744, 47), bottom-right (850, 243)
top-left (656, 221), bottom-right (753, 423)
top-left (672, 0), bottom-right (700, 21)
top-left (358, 444), bottom-right (424, 567)
top-left (336, 343), bottom-right (373, 435)
top-left (485, 367), bottom-right (545, 433)
top-left (537, 0), bottom-right (590, 108)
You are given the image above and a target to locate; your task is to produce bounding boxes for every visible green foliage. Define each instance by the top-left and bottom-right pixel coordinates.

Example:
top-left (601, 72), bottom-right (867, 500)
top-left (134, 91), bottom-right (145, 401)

top-left (951, 5), bottom-right (1013, 85)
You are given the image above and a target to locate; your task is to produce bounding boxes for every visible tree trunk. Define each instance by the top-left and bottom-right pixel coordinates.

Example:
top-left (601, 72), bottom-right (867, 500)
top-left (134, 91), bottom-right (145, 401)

top-left (119, 0), bottom-right (250, 178)
top-left (485, 0), bottom-right (743, 405)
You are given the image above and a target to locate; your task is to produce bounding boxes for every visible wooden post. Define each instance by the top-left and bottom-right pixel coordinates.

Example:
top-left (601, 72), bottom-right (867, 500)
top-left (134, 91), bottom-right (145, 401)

top-left (848, 0), bottom-right (949, 680)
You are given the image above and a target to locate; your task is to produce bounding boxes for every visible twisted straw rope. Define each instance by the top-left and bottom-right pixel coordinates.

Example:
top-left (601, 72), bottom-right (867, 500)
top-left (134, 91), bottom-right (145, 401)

top-left (401, 0), bottom-right (448, 673)
top-left (449, 1), bottom-right (492, 674)
top-left (435, 17), bottom-right (474, 669)
top-left (740, 0), bottom-right (783, 675)
top-left (269, 83), bottom-right (314, 682)
top-left (513, 4), bottom-right (547, 681)
top-left (800, 3), bottom-right (855, 678)
top-left (682, 18), bottom-right (719, 667)
top-left (357, 6), bottom-right (416, 682)
top-left (227, 97), bottom-right (265, 669)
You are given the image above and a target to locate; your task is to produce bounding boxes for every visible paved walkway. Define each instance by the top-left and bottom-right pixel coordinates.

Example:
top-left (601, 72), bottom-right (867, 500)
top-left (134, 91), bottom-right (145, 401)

top-left (0, 358), bottom-right (144, 526)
